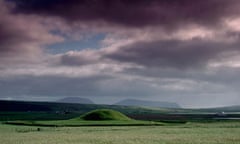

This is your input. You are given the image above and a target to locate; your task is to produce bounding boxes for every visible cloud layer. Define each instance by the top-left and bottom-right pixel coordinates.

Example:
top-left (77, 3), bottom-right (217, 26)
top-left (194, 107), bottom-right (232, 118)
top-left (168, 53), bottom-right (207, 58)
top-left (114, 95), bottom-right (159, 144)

top-left (1, 0), bottom-right (240, 107)
top-left (11, 0), bottom-right (240, 28)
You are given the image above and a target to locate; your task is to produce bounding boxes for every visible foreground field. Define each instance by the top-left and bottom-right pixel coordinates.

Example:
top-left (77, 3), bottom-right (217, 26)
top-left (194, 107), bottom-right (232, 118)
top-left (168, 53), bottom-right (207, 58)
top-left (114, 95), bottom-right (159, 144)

top-left (1, 121), bottom-right (240, 144)
top-left (5, 119), bottom-right (164, 126)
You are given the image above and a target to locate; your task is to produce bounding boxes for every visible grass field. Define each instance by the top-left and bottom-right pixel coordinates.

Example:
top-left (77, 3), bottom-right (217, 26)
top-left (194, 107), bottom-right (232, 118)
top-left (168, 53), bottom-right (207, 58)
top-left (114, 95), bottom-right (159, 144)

top-left (4, 109), bottom-right (164, 126)
top-left (1, 101), bottom-right (240, 144)
top-left (1, 121), bottom-right (240, 144)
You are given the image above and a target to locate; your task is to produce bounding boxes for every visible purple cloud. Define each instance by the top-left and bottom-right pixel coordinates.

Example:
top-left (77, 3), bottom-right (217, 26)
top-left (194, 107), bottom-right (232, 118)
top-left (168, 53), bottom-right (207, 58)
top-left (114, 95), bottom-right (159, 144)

top-left (11, 0), bottom-right (240, 29)
top-left (0, 0), bottom-right (64, 67)
top-left (104, 39), bottom-right (240, 69)
top-left (1, 0), bottom-right (240, 107)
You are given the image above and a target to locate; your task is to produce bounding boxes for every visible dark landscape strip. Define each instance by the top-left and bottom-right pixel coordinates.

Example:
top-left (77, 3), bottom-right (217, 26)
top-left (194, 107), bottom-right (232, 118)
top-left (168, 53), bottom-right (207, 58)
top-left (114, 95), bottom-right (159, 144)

top-left (3, 122), bottom-right (164, 127)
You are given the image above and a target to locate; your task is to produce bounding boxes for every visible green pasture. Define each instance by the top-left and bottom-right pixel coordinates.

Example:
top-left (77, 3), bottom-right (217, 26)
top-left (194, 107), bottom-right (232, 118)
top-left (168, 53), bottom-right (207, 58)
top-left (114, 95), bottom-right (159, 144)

top-left (1, 121), bottom-right (240, 144)
top-left (4, 109), bottom-right (164, 126)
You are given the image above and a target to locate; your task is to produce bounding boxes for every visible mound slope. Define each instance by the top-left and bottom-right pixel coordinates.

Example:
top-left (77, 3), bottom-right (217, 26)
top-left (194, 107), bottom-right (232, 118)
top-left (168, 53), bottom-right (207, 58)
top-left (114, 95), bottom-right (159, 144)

top-left (79, 109), bottom-right (131, 121)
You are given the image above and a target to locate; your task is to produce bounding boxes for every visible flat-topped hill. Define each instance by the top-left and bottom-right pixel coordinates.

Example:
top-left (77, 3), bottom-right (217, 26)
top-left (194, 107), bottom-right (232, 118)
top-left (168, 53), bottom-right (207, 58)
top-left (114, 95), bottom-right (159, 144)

top-left (79, 109), bottom-right (131, 121)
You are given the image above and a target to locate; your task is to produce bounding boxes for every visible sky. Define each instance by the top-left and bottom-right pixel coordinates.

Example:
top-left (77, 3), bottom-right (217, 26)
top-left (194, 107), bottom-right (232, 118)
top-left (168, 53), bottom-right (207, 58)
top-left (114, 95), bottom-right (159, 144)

top-left (1, 0), bottom-right (240, 108)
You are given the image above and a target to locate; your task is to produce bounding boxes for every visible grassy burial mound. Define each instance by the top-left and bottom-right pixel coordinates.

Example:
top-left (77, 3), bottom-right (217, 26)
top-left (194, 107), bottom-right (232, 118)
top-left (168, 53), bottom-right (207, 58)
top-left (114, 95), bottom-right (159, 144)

top-left (5, 109), bottom-right (164, 127)
top-left (79, 109), bottom-right (131, 121)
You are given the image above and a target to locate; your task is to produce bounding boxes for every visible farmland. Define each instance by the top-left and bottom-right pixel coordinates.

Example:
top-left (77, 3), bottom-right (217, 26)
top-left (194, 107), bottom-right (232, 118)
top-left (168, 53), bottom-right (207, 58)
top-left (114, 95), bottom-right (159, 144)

top-left (0, 100), bottom-right (240, 144)
top-left (1, 121), bottom-right (240, 144)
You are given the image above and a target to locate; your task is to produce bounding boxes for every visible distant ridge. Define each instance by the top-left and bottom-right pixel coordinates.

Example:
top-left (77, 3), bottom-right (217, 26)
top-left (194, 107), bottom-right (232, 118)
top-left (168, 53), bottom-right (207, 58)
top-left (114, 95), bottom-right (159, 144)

top-left (57, 97), bottom-right (94, 104)
top-left (115, 99), bottom-right (180, 108)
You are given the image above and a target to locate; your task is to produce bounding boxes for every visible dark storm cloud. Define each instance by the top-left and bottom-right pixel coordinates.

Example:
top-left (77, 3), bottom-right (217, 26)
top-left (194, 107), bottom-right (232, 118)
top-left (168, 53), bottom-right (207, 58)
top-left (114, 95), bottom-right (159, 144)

top-left (0, 1), bottom-right (26, 53)
top-left (9, 0), bottom-right (240, 28)
top-left (104, 39), bottom-right (240, 69)
top-left (2, 0), bottom-right (240, 107)
top-left (0, 1), bottom-right (37, 65)
top-left (0, 0), bottom-right (63, 67)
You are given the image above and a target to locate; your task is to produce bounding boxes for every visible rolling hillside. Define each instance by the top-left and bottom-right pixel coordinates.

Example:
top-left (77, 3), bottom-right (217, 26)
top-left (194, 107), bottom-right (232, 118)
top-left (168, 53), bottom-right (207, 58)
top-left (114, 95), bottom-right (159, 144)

top-left (0, 100), bottom-right (240, 121)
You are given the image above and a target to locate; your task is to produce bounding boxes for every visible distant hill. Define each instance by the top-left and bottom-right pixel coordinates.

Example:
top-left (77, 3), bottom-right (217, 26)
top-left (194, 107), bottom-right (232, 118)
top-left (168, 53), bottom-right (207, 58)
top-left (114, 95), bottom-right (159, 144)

top-left (115, 99), bottom-right (181, 108)
top-left (0, 100), bottom-right (182, 121)
top-left (57, 97), bottom-right (94, 104)
top-left (0, 100), bottom-right (171, 113)
top-left (0, 100), bottom-right (240, 121)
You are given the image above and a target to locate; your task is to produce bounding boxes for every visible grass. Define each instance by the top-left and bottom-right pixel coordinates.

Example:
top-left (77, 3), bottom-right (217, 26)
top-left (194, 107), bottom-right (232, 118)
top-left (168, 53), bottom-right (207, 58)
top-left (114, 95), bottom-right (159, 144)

top-left (5, 119), bottom-right (164, 127)
top-left (1, 109), bottom-right (240, 143)
top-left (1, 101), bottom-right (240, 143)
top-left (0, 112), bottom-right (81, 121)
top-left (1, 121), bottom-right (240, 144)
top-left (4, 109), bottom-right (164, 126)
top-left (79, 109), bottom-right (132, 121)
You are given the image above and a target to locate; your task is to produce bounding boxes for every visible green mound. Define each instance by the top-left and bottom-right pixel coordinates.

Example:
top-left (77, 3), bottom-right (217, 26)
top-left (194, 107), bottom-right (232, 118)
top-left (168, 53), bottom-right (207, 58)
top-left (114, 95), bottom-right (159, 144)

top-left (79, 109), bottom-right (131, 121)
top-left (5, 109), bottom-right (166, 126)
